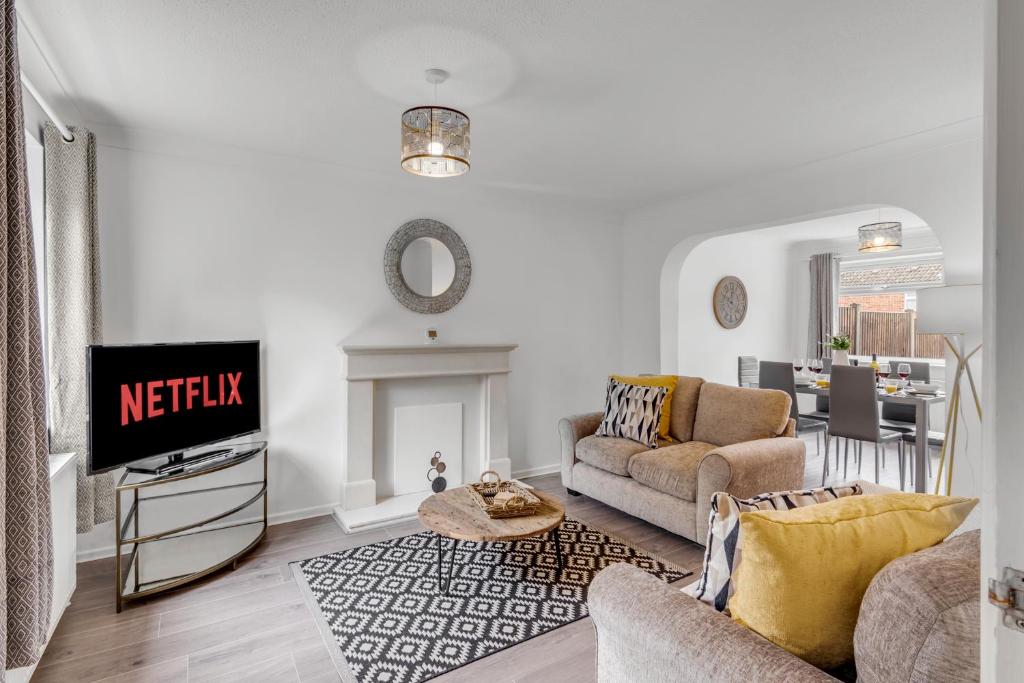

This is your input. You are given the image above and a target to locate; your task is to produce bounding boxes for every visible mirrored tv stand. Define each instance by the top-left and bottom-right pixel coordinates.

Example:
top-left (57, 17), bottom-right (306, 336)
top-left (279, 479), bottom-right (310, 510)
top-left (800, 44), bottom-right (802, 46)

top-left (114, 441), bottom-right (268, 612)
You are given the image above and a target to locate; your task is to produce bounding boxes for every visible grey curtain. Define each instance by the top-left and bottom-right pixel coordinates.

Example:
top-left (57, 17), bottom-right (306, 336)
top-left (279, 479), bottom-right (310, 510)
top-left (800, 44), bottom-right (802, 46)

top-left (1, 0), bottom-right (53, 672)
top-left (807, 253), bottom-right (838, 359)
top-left (43, 123), bottom-right (112, 533)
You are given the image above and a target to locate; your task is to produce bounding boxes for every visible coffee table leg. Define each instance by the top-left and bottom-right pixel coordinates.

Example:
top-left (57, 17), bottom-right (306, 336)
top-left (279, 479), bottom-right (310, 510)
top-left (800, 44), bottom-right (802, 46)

top-left (435, 534), bottom-right (459, 595)
top-left (445, 538), bottom-right (458, 594)
top-left (551, 527), bottom-right (564, 576)
top-left (436, 533), bottom-right (443, 590)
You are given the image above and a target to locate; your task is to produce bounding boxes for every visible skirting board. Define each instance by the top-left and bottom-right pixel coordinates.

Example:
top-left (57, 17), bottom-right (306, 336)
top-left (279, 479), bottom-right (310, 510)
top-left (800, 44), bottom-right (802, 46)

top-left (75, 502), bottom-right (337, 563)
top-left (511, 462), bottom-right (560, 479)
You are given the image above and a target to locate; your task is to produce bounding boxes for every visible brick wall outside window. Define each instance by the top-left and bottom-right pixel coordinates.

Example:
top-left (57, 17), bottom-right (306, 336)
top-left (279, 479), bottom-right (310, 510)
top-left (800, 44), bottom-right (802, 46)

top-left (838, 292), bottom-right (908, 312)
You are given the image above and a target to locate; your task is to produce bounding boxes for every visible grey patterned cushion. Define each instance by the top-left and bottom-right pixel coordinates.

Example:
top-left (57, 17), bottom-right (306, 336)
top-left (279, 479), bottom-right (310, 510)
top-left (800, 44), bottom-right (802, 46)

top-left (596, 379), bottom-right (668, 449)
top-left (686, 485), bottom-right (863, 611)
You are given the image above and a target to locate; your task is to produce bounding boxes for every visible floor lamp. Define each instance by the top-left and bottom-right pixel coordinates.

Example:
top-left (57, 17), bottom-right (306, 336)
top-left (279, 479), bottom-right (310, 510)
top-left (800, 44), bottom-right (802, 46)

top-left (915, 284), bottom-right (983, 496)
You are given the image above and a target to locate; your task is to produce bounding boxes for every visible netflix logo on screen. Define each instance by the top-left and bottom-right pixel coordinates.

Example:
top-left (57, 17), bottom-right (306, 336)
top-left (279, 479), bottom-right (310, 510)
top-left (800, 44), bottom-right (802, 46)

top-left (120, 372), bottom-right (245, 425)
top-left (87, 342), bottom-right (261, 475)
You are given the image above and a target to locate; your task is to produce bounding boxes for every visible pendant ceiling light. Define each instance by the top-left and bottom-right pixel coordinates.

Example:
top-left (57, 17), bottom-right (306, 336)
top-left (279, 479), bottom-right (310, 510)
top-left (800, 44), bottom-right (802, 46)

top-left (401, 69), bottom-right (470, 178)
top-left (857, 210), bottom-right (903, 253)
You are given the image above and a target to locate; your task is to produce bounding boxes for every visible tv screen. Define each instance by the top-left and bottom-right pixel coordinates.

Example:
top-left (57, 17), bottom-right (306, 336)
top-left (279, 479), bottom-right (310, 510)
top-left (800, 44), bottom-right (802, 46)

top-left (87, 341), bottom-right (261, 474)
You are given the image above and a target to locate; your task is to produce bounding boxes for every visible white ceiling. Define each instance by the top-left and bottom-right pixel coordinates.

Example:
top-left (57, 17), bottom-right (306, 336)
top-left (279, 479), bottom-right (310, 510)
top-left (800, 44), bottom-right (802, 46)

top-left (751, 207), bottom-right (932, 245)
top-left (19, 0), bottom-right (982, 211)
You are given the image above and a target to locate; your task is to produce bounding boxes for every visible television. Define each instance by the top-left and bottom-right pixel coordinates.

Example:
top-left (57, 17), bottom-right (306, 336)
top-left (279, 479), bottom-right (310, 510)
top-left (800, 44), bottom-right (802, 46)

top-left (87, 341), bottom-right (261, 475)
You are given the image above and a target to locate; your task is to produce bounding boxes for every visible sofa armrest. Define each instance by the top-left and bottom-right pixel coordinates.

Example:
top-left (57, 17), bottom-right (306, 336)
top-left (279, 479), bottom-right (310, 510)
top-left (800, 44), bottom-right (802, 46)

top-left (558, 412), bottom-right (602, 489)
top-left (694, 437), bottom-right (806, 544)
top-left (589, 563), bottom-right (837, 683)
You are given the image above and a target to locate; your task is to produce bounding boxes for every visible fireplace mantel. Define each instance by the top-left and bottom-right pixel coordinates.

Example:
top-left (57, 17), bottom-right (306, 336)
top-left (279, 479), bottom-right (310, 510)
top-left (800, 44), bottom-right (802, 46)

top-left (341, 343), bottom-right (518, 381)
top-left (334, 342), bottom-right (518, 533)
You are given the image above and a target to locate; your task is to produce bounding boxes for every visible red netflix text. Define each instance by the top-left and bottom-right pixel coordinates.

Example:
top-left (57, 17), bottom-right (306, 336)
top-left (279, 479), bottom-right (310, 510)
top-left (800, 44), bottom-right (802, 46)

top-left (120, 372), bottom-right (243, 426)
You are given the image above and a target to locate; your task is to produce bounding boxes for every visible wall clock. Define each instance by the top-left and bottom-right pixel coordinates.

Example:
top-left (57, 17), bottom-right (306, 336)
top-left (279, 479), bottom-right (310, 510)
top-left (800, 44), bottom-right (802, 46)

top-left (713, 276), bottom-right (748, 329)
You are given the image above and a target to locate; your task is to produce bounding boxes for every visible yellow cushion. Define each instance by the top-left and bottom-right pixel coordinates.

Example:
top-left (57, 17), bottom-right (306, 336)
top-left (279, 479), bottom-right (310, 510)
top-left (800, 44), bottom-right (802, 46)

top-left (610, 374), bottom-right (676, 441)
top-left (728, 493), bottom-right (977, 670)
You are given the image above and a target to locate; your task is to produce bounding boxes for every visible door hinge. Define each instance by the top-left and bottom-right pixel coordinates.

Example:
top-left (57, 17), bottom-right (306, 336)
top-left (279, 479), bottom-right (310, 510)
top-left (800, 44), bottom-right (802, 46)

top-left (989, 567), bottom-right (1024, 632)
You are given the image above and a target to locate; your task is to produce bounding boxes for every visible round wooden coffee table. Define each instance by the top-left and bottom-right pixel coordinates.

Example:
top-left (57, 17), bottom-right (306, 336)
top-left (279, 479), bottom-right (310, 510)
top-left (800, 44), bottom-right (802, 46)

top-left (417, 485), bottom-right (566, 593)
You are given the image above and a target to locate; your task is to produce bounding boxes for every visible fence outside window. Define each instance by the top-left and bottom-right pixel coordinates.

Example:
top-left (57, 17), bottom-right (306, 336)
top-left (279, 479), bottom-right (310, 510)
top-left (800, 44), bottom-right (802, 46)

top-left (837, 303), bottom-right (945, 359)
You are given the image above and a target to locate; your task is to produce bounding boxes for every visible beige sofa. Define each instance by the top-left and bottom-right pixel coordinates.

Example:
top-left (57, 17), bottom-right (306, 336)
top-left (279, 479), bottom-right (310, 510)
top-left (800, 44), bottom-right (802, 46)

top-left (588, 529), bottom-right (981, 682)
top-left (559, 378), bottom-right (805, 545)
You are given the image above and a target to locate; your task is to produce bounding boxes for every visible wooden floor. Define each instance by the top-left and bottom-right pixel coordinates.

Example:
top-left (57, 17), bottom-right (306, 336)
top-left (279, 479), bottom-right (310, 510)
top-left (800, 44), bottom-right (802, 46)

top-left (35, 433), bottom-right (932, 682)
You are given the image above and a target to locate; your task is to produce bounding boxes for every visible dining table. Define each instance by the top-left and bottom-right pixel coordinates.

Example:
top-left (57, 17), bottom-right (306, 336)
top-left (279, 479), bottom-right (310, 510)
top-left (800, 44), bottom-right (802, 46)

top-left (795, 382), bottom-right (946, 493)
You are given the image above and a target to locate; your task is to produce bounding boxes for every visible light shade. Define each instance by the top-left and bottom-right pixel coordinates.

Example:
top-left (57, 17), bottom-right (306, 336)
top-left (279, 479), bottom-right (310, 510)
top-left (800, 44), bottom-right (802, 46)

top-left (401, 106), bottom-right (470, 177)
top-left (857, 221), bottom-right (903, 253)
top-left (915, 284), bottom-right (983, 335)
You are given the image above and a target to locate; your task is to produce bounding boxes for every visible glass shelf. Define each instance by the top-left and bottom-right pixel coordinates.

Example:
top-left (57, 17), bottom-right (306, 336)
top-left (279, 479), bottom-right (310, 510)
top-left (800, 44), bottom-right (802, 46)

top-left (114, 442), bottom-right (268, 612)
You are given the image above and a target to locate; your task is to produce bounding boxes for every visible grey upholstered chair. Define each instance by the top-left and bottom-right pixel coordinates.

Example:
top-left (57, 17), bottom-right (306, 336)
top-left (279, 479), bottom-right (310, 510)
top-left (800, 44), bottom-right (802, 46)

top-left (822, 365), bottom-right (906, 487)
top-left (759, 361), bottom-right (827, 454)
top-left (737, 355), bottom-right (759, 388)
top-left (879, 361), bottom-right (938, 480)
top-left (880, 361), bottom-right (931, 431)
top-left (800, 357), bottom-right (832, 422)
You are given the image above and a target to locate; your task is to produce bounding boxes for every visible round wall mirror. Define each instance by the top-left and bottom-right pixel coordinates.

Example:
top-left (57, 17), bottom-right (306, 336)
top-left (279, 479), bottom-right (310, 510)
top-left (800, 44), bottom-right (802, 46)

top-left (399, 237), bottom-right (456, 297)
top-left (385, 219), bottom-right (471, 313)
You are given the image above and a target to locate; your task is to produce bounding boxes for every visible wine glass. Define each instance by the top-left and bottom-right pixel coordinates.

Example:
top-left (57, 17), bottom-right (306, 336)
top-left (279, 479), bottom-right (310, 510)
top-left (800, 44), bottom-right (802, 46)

top-left (897, 362), bottom-right (911, 387)
top-left (809, 358), bottom-right (821, 376)
top-left (793, 358), bottom-right (804, 375)
top-left (877, 362), bottom-right (891, 389)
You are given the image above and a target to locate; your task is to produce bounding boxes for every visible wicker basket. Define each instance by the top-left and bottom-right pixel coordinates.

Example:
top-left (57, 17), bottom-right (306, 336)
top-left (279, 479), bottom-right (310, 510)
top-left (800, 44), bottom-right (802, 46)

top-left (466, 470), bottom-right (542, 519)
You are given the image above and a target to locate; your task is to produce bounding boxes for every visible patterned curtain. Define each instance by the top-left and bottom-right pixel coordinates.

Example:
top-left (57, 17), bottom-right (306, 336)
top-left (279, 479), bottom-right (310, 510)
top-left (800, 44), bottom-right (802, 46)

top-left (43, 122), bottom-right (112, 533)
top-left (807, 253), bottom-right (839, 359)
top-left (1, 0), bottom-right (54, 672)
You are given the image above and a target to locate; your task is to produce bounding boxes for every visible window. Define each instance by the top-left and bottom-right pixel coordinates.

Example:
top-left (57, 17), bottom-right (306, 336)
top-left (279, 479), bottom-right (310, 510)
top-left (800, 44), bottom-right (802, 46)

top-left (837, 256), bottom-right (945, 360)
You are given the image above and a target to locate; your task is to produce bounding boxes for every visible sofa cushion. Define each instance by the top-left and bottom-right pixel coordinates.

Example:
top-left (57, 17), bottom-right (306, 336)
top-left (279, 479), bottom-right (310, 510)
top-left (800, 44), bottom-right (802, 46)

top-left (576, 434), bottom-right (649, 476)
top-left (668, 376), bottom-right (704, 443)
top-left (687, 485), bottom-right (863, 612)
top-left (627, 441), bottom-right (717, 501)
top-left (692, 383), bottom-right (791, 446)
top-left (854, 529), bottom-right (980, 683)
top-left (596, 380), bottom-right (668, 448)
top-left (611, 374), bottom-right (678, 440)
top-left (728, 493), bottom-right (978, 670)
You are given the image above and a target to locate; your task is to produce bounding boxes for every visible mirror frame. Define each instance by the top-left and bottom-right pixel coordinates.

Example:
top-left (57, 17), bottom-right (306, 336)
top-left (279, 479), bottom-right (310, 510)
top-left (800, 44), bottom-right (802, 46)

top-left (384, 218), bottom-right (471, 314)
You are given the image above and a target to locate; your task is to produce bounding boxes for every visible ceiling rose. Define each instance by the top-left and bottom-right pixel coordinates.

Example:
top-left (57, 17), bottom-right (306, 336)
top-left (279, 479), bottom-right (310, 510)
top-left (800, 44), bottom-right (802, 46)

top-left (401, 69), bottom-right (470, 178)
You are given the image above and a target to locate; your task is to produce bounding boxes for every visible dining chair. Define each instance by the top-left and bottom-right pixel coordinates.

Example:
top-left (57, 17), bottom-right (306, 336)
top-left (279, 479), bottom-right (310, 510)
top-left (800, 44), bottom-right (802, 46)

top-left (738, 356), bottom-right (759, 388)
top-left (879, 361), bottom-right (937, 480)
top-left (901, 429), bottom-right (944, 481)
top-left (800, 357), bottom-right (830, 421)
top-left (759, 361), bottom-right (827, 455)
top-left (880, 361), bottom-right (931, 432)
top-left (822, 365), bottom-right (906, 487)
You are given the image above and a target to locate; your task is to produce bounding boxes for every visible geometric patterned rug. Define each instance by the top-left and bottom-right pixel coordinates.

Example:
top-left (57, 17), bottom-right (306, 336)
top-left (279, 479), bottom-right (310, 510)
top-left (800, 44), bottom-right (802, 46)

top-left (295, 517), bottom-right (690, 683)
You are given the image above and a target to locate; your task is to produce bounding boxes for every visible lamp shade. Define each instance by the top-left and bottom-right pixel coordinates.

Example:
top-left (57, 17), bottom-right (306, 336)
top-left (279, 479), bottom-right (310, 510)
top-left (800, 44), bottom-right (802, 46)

top-left (915, 284), bottom-right (983, 335)
top-left (857, 222), bottom-right (903, 253)
top-left (401, 106), bottom-right (470, 177)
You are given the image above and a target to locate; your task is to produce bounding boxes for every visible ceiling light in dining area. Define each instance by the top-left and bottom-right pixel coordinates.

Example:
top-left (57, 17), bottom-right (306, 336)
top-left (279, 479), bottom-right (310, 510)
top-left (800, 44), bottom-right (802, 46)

top-left (401, 69), bottom-right (470, 178)
top-left (857, 220), bottom-right (903, 253)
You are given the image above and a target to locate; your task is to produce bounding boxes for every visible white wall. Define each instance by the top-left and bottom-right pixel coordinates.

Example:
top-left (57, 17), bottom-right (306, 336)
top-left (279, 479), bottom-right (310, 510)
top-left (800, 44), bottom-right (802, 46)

top-left (619, 122), bottom-right (983, 375)
top-left (77, 136), bottom-right (623, 557)
top-left (675, 233), bottom-right (792, 384)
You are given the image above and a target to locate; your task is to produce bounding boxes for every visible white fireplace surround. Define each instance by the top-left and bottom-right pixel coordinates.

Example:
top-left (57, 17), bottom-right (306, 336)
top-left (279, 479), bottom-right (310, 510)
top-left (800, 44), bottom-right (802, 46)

top-left (334, 343), bottom-right (518, 532)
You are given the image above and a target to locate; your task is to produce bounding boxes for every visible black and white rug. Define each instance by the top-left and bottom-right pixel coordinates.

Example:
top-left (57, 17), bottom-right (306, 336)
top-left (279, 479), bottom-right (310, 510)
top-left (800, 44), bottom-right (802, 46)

top-left (294, 517), bottom-right (690, 683)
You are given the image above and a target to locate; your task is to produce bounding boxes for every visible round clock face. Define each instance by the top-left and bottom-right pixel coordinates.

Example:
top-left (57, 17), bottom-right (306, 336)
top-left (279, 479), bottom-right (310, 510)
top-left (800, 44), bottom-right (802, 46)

top-left (713, 276), bottom-right (748, 329)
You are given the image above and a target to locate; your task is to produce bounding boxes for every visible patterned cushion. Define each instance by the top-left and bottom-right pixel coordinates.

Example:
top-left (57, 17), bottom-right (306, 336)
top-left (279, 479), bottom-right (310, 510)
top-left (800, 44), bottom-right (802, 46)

top-left (685, 485), bottom-right (862, 611)
top-left (610, 374), bottom-right (678, 441)
top-left (596, 379), bottom-right (668, 448)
